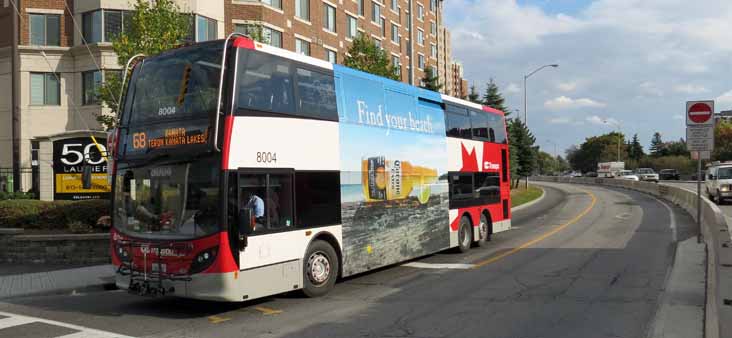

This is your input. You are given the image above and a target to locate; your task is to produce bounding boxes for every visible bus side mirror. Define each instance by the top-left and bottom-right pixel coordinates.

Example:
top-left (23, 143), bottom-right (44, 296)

top-left (82, 164), bottom-right (92, 189)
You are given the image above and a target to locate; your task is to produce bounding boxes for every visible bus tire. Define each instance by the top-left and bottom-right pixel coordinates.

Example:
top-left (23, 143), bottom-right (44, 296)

top-left (457, 216), bottom-right (472, 253)
top-left (475, 212), bottom-right (491, 247)
top-left (302, 240), bottom-right (338, 298)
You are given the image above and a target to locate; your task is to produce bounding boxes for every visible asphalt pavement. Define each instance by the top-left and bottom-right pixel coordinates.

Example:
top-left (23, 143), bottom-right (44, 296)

top-left (0, 183), bottom-right (697, 338)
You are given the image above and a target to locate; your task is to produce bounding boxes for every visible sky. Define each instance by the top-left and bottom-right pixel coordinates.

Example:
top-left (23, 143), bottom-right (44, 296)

top-left (444, 0), bottom-right (732, 157)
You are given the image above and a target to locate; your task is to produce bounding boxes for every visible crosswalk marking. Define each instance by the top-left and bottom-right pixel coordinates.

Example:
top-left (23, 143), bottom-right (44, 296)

top-left (0, 311), bottom-right (134, 338)
top-left (402, 262), bottom-right (476, 269)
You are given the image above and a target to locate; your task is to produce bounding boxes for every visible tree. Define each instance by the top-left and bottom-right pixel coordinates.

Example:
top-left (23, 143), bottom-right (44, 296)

top-left (649, 132), bottom-right (667, 157)
top-left (628, 134), bottom-right (644, 161)
top-left (713, 120), bottom-right (732, 161)
top-left (420, 66), bottom-right (443, 91)
top-left (665, 138), bottom-right (689, 157)
top-left (467, 84), bottom-right (481, 104)
top-left (482, 79), bottom-right (509, 113)
top-left (97, 0), bottom-right (191, 130)
top-left (344, 34), bottom-right (399, 81)
top-left (567, 132), bottom-right (627, 173)
top-left (508, 119), bottom-right (536, 187)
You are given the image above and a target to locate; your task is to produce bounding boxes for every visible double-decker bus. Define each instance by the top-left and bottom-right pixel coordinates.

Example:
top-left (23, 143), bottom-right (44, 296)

top-left (109, 35), bottom-right (511, 302)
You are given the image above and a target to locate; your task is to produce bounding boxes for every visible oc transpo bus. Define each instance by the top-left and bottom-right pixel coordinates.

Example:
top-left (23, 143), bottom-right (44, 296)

top-left (109, 35), bottom-right (511, 302)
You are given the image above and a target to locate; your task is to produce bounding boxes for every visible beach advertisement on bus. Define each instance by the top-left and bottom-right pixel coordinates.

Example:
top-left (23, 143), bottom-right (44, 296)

top-left (335, 67), bottom-right (450, 276)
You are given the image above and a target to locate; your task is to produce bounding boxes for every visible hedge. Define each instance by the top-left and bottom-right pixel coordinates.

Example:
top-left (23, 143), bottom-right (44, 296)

top-left (0, 199), bottom-right (111, 232)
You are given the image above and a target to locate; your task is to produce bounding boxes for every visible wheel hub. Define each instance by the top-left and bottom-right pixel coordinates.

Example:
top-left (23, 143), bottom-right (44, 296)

top-left (479, 221), bottom-right (488, 240)
top-left (307, 252), bottom-right (331, 285)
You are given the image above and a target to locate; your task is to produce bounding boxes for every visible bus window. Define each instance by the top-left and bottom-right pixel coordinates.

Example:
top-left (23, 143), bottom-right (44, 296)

top-left (470, 110), bottom-right (491, 141)
top-left (448, 173), bottom-right (474, 200)
top-left (446, 113), bottom-right (471, 139)
top-left (237, 51), bottom-right (294, 114)
top-left (489, 113), bottom-right (507, 144)
top-left (295, 171), bottom-right (341, 227)
top-left (238, 172), bottom-right (294, 233)
top-left (474, 172), bottom-right (500, 203)
top-left (295, 68), bottom-right (338, 121)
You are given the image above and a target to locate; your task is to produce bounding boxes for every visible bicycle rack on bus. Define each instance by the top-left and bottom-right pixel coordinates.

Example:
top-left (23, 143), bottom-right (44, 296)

top-left (116, 239), bottom-right (194, 297)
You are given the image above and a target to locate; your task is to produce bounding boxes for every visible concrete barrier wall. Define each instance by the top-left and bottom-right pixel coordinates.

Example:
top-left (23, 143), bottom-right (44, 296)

top-left (533, 176), bottom-right (725, 338)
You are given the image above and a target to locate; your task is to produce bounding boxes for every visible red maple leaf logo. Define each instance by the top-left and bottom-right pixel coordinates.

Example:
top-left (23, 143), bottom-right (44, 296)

top-left (460, 143), bottom-right (479, 171)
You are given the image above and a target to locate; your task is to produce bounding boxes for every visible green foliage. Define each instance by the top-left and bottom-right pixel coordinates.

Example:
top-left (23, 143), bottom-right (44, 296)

top-left (638, 155), bottom-right (695, 175)
top-left (482, 79), bottom-right (509, 114)
top-left (508, 119), bottom-right (536, 187)
top-left (510, 185), bottom-right (543, 207)
top-left (567, 132), bottom-right (627, 173)
top-left (627, 134), bottom-right (644, 161)
top-left (0, 191), bottom-right (35, 200)
top-left (344, 34), bottom-right (399, 81)
top-left (97, 0), bottom-right (192, 129)
top-left (665, 138), bottom-right (689, 157)
top-left (420, 67), bottom-right (443, 91)
top-left (0, 199), bottom-right (110, 231)
top-left (467, 84), bottom-right (481, 104)
top-left (649, 132), bottom-right (665, 156)
top-left (713, 121), bottom-right (732, 161)
top-left (535, 151), bottom-right (569, 175)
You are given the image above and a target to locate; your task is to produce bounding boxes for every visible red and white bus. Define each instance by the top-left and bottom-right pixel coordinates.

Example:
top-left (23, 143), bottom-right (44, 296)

top-left (110, 35), bottom-right (511, 302)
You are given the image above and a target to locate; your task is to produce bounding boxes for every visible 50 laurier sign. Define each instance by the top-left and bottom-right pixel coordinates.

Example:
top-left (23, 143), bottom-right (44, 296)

top-left (52, 136), bottom-right (109, 200)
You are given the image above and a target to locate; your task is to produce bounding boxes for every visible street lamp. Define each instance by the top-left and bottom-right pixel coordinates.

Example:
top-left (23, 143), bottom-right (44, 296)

top-left (523, 64), bottom-right (559, 125)
top-left (603, 120), bottom-right (623, 162)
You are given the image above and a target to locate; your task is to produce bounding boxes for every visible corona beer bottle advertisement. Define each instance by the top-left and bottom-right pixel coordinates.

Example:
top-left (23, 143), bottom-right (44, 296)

top-left (335, 66), bottom-right (450, 276)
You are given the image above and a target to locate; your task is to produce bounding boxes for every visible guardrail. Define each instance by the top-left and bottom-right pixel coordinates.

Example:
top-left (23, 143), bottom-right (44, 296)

top-left (533, 176), bottom-right (727, 338)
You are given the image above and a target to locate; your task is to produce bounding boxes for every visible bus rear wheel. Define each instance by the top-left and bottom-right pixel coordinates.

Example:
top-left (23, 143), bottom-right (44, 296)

top-left (457, 216), bottom-right (472, 253)
top-left (475, 213), bottom-right (491, 247)
top-left (302, 240), bottom-right (338, 298)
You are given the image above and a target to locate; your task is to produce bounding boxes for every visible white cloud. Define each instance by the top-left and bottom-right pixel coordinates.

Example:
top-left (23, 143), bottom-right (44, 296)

top-left (717, 90), bottom-right (732, 110)
top-left (505, 83), bottom-right (521, 94)
top-left (639, 82), bottom-right (664, 97)
top-left (547, 116), bottom-right (572, 124)
top-left (557, 81), bottom-right (578, 92)
top-left (674, 84), bottom-right (709, 94)
top-left (586, 115), bottom-right (619, 126)
top-left (544, 96), bottom-right (606, 111)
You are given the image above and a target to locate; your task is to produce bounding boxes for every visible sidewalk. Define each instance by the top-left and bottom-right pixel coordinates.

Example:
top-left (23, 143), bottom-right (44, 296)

top-left (0, 264), bottom-right (115, 299)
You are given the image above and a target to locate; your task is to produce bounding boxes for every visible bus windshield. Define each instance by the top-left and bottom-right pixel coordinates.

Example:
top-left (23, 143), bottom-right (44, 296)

top-left (113, 157), bottom-right (220, 240)
top-left (124, 41), bottom-right (223, 126)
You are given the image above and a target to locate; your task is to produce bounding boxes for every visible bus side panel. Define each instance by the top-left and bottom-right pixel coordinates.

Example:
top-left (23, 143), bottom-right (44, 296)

top-left (334, 65), bottom-right (450, 277)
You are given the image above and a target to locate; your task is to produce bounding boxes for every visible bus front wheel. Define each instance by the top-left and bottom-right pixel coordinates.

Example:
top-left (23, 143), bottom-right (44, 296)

top-left (302, 240), bottom-right (338, 297)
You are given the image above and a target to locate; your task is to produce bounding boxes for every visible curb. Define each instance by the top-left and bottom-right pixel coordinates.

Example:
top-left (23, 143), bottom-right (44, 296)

top-left (511, 185), bottom-right (546, 212)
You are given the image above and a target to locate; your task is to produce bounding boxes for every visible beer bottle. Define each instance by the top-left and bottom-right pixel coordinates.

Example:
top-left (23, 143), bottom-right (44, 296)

top-left (361, 156), bottom-right (438, 204)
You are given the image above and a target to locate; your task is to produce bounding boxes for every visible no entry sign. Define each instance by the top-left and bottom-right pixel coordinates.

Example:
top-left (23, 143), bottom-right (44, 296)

top-left (686, 101), bottom-right (714, 126)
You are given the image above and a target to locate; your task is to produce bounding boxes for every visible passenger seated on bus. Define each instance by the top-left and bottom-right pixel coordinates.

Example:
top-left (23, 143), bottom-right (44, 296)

top-left (243, 192), bottom-right (266, 231)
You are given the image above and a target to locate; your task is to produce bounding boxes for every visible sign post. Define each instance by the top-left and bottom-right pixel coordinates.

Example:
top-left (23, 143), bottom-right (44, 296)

top-left (686, 100), bottom-right (715, 243)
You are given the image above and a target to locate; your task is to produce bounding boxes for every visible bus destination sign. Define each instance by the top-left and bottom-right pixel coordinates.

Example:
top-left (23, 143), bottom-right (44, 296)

top-left (124, 123), bottom-right (210, 157)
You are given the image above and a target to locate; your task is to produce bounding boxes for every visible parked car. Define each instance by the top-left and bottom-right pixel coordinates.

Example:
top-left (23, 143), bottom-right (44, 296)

top-left (659, 169), bottom-right (680, 180)
top-left (706, 162), bottom-right (732, 204)
top-left (585, 172), bottom-right (598, 177)
top-left (616, 170), bottom-right (640, 181)
top-left (635, 168), bottom-right (659, 182)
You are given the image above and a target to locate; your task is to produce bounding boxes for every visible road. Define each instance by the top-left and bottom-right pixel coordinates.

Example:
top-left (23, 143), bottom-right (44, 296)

top-left (0, 183), bottom-right (696, 338)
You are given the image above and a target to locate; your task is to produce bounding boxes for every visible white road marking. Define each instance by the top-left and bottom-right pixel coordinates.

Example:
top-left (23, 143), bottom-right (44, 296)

top-left (0, 311), bottom-right (134, 338)
top-left (655, 198), bottom-right (678, 242)
top-left (402, 262), bottom-right (476, 269)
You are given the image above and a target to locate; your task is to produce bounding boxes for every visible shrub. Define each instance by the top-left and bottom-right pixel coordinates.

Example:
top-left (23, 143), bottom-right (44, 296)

top-left (67, 220), bottom-right (93, 234)
top-left (0, 191), bottom-right (36, 200)
top-left (0, 199), bottom-right (111, 232)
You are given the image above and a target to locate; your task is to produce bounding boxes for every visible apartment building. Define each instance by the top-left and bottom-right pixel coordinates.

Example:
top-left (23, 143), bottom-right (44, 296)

top-left (0, 0), bottom-right (450, 194)
top-left (450, 61), bottom-right (468, 99)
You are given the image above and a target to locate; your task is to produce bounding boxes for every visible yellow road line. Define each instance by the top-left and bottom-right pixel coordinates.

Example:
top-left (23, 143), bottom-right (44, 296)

top-left (208, 315), bottom-right (232, 324)
top-left (254, 306), bottom-right (283, 315)
top-left (472, 189), bottom-right (597, 269)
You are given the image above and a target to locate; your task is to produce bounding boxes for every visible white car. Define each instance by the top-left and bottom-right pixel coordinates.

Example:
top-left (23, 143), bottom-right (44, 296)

top-left (635, 168), bottom-right (659, 182)
top-left (706, 163), bottom-right (732, 204)
top-left (616, 170), bottom-right (639, 181)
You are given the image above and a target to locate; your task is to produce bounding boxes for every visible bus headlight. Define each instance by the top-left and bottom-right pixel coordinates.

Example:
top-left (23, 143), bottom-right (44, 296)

top-left (189, 246), bottom-right (218, 274)
top-left (721, 186), bottom-right (730, 192)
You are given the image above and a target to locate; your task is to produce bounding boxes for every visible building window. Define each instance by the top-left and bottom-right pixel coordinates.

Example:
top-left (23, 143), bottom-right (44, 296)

top-left (323, 3), bottom-right (336, 32)
top-left (29, 14), bottom-right (60, 46)
top-left (417, 4), bottom-right (424, 20)
top-left (391, 23), bottom-right (399, 44)
top-left (296, 0), bottom-right (310, 21)
top-left (431, 43), bottom-right (437, 58)
top-left (430, 0), bottom-right (436, 12)
top-left (82, 11), bottom-right (102, 43)
top-left (372, 2), bottom-right (381, 24)
top-left (83, 10), bottom-right (131, 44)
top-left (417, 29), bottom-right (424, 45)
top-left (30, 73), bottom-right (60, 106)
top-left (262, 0), bottom-right (282, 9)
top-left (196, 15), bottom-right (217, 42)
top-left (82, 70), bottom-right (102, 105)
top-left (391, 0), bottom-right (398, 11)
top-left (326, 49), bottom-right (337, 63)
top-left (235, 24), bottom-right (282, 48)
top-left (346, 15), bottom-right (358, 39)
top-left (358, 0), bottom-right (365, 16)
top-left (296, 38), bottom-right (311, 56)
top-left (391, 55), bottom-right (400, 77)
top-left (381, 18), bottom-right (386, 37)
top-left (374, 38), bottom-right (382, 49)
top-left (418, 54), bottom-right (425, 69)
top-left (430, 21), bottom-right (436, 35)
